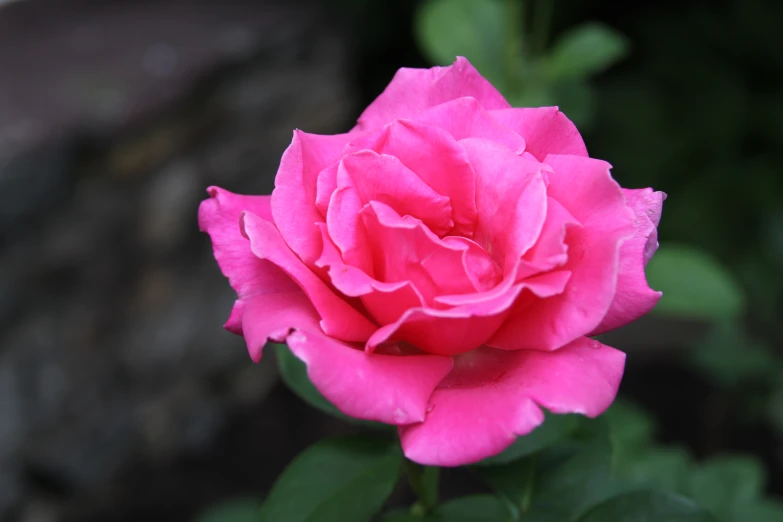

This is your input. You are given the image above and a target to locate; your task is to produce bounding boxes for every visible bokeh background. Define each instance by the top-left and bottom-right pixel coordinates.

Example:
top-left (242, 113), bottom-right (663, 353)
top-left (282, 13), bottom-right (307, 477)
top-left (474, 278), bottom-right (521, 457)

top-left (0, 0), bottom-right (781, 520)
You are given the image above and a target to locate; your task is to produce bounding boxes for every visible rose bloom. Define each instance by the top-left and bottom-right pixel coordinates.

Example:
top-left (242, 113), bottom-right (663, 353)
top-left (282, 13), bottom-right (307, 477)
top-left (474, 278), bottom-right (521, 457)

top-left (199, 57), bottom-right (664, 466)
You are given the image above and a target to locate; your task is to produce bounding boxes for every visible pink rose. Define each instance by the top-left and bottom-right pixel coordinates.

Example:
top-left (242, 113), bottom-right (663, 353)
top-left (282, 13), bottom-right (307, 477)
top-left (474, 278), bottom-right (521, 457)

top-left (199, 57), bottom-right (664, 466)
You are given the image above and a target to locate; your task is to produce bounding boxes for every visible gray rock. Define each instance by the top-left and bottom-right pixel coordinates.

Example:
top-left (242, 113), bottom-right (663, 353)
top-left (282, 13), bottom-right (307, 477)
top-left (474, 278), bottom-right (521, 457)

top-left (0, 0), bottom-right (354, 518)
top-left (139, 159), bottom-right (202, 253)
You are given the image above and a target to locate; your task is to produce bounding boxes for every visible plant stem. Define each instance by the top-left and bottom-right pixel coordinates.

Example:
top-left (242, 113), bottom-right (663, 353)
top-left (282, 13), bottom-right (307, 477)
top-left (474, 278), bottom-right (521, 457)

top-left (520, 455), bottom-right (537, 514)
top-left (404, 460), bottom-right (440, 514)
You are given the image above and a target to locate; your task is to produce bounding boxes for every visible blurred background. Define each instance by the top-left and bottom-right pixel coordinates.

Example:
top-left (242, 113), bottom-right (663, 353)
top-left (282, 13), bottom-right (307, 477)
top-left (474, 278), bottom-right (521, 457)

top-left (0, 0), bottom-right (781, 520)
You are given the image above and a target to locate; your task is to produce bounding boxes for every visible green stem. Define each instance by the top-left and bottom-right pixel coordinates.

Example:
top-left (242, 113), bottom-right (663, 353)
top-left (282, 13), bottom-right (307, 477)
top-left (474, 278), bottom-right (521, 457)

top-left (404, 460), bottom-right (440, 514)
top-left (520, 456), bottom-right (537, 514)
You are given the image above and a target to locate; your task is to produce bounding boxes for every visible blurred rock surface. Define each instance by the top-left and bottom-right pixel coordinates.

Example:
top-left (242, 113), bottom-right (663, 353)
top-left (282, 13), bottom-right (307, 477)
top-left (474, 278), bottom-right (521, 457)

top-left (0, 0), bottom-right (355, 519)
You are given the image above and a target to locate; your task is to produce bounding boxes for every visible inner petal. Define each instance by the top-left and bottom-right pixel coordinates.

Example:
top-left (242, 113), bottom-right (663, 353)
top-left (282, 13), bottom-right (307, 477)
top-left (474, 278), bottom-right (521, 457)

top-left (316, 222), bottom-right (425, 326)
top-left (514, 197), bottom-right (581, 281)
top-left (460, 138), bottom-right (549, 274)
top-left (339, 150), bottom-right (454, 236)
top-left (361, 201), bottom-right (484, 304)
top-left (440, 236), bottom-right (503, 292)
top-left (343, 119), bottom-right (478, 237)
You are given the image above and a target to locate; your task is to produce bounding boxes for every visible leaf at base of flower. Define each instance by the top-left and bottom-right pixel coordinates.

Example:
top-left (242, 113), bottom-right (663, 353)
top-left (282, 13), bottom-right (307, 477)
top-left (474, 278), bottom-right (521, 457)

top-left (258, 435), bottom-right (402, 522)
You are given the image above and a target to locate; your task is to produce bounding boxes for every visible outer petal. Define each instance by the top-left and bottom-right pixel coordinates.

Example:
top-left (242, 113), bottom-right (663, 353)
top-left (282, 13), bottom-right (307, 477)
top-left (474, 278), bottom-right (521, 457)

top-left (413, 97), bottom-right (525, 153)
top-left (271, 130), bottom-right (359, 266)
top-left (198, 186), bottom-right (298, 334)
top-left (240, 211), bottom-right (377, 342)
top-left (591, 188), bottom-right (666, 334)
top-left (241, 291), bottom-right (322, 362)
top-left (241, 290), bottom-right (452, 424)
top-left (399, 337), bottom-right (625, 466)
top-left (489, 107), bottom-right (587, 161)
top-left (281, 302), bottom-right (453, 425)
top-left (355, 57), bottom-right (510, 132)
top-left (488, 155), bottom-right (636, 351)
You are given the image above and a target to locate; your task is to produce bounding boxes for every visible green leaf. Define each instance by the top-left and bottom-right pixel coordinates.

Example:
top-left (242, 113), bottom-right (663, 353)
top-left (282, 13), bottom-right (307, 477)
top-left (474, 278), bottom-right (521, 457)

top-left (527, 418), bottom-right (617, 518)
top-left (542, 23), bottom-right (629, 81)
top-left (378, 513), bottom-right (428, 521)
top-left (258, 435), bottom-right (402, 522)
top-left (731, 499), bottom-right (783, 522)
top-left (616, 447), bottom-right (692, 494)
top-left (577, 490), bottom-right (716, 522)
top-left (476, 457), bottom-right (534, 514)
top-left (767, 384), bottom-right (783, 435)
top-left (685, 455), bottom-right (765, 519)
top-left (380, 495), bottom-right (513, 522)
top-left (274, 343), bottom-right (345, 417)
top-left (194, 498), bottom-right (261, 522)
top-left (604, 401), bottom-right (656, 455)
top-left (377, 508), bottom-right (410, 521)
top-left (415, 0), bottom-right (514, 88)
top-left (688, 322), bottom-right (777, 387)
top-left (475, 413), bottom-right (580, 466)
top-left (274, 344), bottom-right (389, 429)
top-left (645, 243), bottom-right (745, 319)
top-left (437, 495), bottom-right (515, 521)
top-left (478, 417), bottom-right (616, 520)
top-left (516, 515), bottom-right (563, 522)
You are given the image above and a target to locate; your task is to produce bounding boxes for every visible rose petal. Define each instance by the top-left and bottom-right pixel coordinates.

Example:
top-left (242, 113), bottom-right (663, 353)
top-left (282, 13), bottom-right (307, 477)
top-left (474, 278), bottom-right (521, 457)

top-left (271, 130), bottom-right (359, 266)
top-left (316, 222), bottom-right (425, 325)
top-left (198, 186), bottom-right (298, 334)
top-left (399, 337), bottom-right (625, 466)
top-left (591, 188), bottom-right (666, 334)
top-left (488, 155), bottom-right (636, 351)
top-left (367, 279), bottom-right (537, 356)
top-left (315, 161), bottom-right (339, 218)
top-left (361, 201), bottom-right (483, 301)
top-left (514, 197), bottom-right (579, 281)
top-left (489, 107), bottom-right (587, 161)
top-left (368, 305), bottom-right (513, 357)
top-left (240, 211), bottom-right (377, 342)
top-left (433, 199), bottom-right (575, 310)
top-left (345, 119), bottom-right (478, 237)
top-left (435, 270), bottom-right (571, 307)
top-left (241, 290), bottom-right (320, 362)
top-left (440, 236), bottom-right (503, 293)
top-left (355, 57), bottom-right (510, 132)
top-left (240, 292), bottom-right (452, 424)
top-left (339, 150), bottom-right (454, 235)
top-left (414, 97), bottom-right (525, 153)
top-left (284, 314), bottom-right (454, 425)
top-left (325, 186), bottom-right (373, 273)
top-left (460, 138), bottom-right (548, 273)
top-left (363, 200), bottom-right (573, 355)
